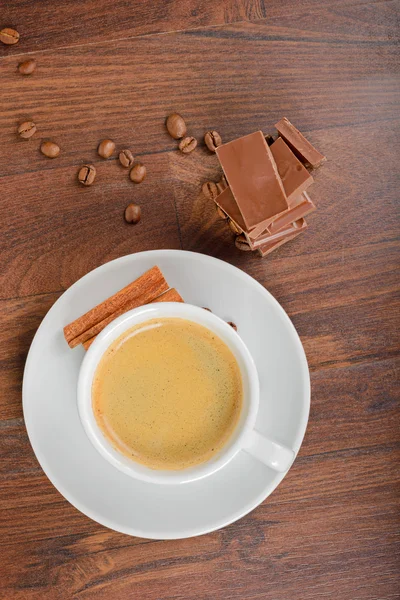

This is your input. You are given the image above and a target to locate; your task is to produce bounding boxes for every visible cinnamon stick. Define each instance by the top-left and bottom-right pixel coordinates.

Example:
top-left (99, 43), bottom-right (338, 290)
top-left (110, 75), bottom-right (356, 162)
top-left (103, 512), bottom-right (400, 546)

top-left (152, 288), bottom-right (184, 304)
top-left (64, 266), bottom-right (168, 348)
top-left (82, 287), bottom-right (184, 350)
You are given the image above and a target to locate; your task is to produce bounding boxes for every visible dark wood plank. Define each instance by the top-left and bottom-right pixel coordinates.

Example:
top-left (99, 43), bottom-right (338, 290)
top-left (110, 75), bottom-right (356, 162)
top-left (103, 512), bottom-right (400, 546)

top-left (0, 0), bottom-right (268, 55)
top-left (0, 293), bottom-right (59, 420)
top-left (0, 156), bottom-right (180, 299)
top-left (303, 358), bottom-right (400, 456)
top-left (0, 1), bottom-right (399, 599)
top-left (0, 12), bottom-right (398, 298)
top-left (1, 446), bottom-right (398, 599)
top-left (171, 122), bottom-right (399, 257)
top-left (1, 11), bottom-right (399, 177)
top-left (2, 0), bottom-right (388, 56)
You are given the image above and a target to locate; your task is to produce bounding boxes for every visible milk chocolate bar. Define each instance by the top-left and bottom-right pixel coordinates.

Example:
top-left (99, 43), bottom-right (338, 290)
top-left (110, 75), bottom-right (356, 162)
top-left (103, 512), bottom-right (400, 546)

top-left (216, 176), bottom-right (228, 194)
top-left (215, 187), bottom-right (247, 233)
top-left (215, 134), bottom-right (314, 238)
top-left (245, 135), bottom-right (315, 240)
top-left (270, 137), bottom-right (313, 202)
top-left (275, 117), bottom-right (326, 169)
top-left (216, 131), bottom-right (289, 230)
top-left (268, 191), bottom-right (315, 234)
top-left (211, 121), bottom-right (325, 258)
top-left (215, 187), bottom-right (280, 238)
top-left (249, 218), bottom-right (308, 250)
top-left (247, 192), bottom-right (315, 241)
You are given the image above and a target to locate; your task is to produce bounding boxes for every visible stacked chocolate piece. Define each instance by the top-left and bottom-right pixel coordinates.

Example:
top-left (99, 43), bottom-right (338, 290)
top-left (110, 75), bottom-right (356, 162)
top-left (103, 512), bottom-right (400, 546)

top-left (211, 118), bottom-right (326, 256)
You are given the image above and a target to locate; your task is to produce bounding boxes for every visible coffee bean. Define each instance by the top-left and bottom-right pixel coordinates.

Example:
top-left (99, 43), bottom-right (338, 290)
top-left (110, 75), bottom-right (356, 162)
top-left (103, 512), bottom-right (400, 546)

top-left (17, 121), bottom-right (37, 140)
top-left (227, 321), bottom-right (238, 332)
top-left (18, 58), bottom-right (36, 75)
top-left (265, 134), bottom-right (275, 146)
top-left (129, 163), bottom-right (146, 183)
top-left (202, 181), bottom-right (218, 201)
top-left (179, 136), bottom-right (197, 154)
top-left (0, 28), bottom-right (20, 45)
top-left (40, 141), bottom-right (60, 158)
top-left (98, 139), bottom-right (115, 158)
top-left (78, 165), bottom-right (96, 186)
top-left (235, 234), bottom-right (252, 251)
top-left (228, 219), bottom-right (242, 234)
top-left (166, 113), bottom-right (187, 139)
top-left (124, 203), bottom-right (141, 224)
top-left (119, 149), bottom-right (134, 168)
top-left (216, 205), bottom-right (228, 220)
top-left (204, 130), bottom-right (222, 152)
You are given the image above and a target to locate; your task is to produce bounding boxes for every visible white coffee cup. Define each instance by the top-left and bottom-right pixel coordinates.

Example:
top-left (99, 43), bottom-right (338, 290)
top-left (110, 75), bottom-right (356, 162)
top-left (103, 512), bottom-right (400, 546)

top-left (77, 303), bottom-right (294, 484)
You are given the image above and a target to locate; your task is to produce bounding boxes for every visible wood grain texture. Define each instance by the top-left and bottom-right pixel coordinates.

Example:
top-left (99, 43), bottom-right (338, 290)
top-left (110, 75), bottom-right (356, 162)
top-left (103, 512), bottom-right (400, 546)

top-left (3, 0), bottom-right (382, 56)
top-left (0, 156), bottom-right (180, 298)
top-left (0, 0), bottom-right (399, 598)
top-left (0, 0), bottom-right (269, 55)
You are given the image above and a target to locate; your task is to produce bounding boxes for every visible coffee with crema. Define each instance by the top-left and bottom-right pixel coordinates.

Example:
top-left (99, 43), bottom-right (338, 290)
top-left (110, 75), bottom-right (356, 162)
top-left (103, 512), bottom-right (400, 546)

top-left (92, 318), bottom-right (243, 470)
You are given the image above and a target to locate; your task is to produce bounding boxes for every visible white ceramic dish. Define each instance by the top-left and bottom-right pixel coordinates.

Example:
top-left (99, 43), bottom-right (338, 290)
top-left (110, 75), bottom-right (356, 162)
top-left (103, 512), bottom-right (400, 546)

top-left (23, 250), bottom-right (310, 539)
top-left (78, 302), bottom-right (295, 484)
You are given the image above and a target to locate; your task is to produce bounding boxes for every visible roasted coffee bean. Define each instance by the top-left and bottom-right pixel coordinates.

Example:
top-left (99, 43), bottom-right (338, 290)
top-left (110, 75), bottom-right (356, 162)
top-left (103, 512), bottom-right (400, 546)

top-left (202, 181), bottom-right (218, 201)
top-left (216, 205), bottom-right (228, 220)
top-left (40, 141), bottom-right (60, 158)
top-left (265, 134), bottom-right (275, 146)
top-left (235, 234), bottom-right (252, 251)
top-left (129, 163), bottom-right (146, 183)
top-left (124, 203), bottom-right (141, 224)
top-left (0, 28), bottom-right (20, 45)
top-left (228, 219), bottom-right (242, 235)
top-left (78, 164), bottom-right (96, 186)
top-left (179, 136), bottom-right (197, 154)
top-left (119, 149), bottom-right (134, 168)
top-left (227, 321), bottom-right (238, 332)
top-left (18, 58), bottom-right (36, 75)
top-left (98, 139), bottom-right (115, 158)
top-left (166, 113), bottom-right (187, 139)
top-left (17, 121), bottom-right (37, 139)
top-left (204, 130), bottom-right (222, 152)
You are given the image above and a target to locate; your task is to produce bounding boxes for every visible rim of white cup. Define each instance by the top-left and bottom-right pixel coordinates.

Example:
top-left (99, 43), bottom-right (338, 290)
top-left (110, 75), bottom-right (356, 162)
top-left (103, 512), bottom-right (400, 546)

top-left (77, 302), bottom-right (260, 485)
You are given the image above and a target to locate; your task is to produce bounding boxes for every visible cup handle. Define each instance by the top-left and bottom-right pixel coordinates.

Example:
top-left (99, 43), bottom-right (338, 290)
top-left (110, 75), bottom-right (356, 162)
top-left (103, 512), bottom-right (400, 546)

top-left (243, 430), bottom-right (295, 472)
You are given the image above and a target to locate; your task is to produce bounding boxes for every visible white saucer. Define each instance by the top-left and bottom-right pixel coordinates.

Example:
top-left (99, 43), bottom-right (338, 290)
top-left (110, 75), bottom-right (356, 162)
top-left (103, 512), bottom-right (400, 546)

top-left (23, 250), bottom-right (310, 539)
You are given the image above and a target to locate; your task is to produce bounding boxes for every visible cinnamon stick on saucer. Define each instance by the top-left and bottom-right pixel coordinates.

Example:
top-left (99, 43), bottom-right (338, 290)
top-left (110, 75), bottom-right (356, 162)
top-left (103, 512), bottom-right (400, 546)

top-left (64, 266), bottom-right (169, 348)
top-left (81, 287), bottom-right (184, 351)
top-left (152, 287), bottom-right (184, 305)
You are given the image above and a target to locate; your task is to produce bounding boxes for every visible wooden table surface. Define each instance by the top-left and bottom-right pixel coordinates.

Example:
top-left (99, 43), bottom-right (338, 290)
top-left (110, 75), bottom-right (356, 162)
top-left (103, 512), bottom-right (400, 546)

top-left (1, 1), bottom-right (399, 598)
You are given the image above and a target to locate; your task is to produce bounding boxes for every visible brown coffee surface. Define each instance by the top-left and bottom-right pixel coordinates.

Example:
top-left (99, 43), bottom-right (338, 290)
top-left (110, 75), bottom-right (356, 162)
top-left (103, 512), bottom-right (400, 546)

top-left (92, 318), bottom-right (243, 470)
